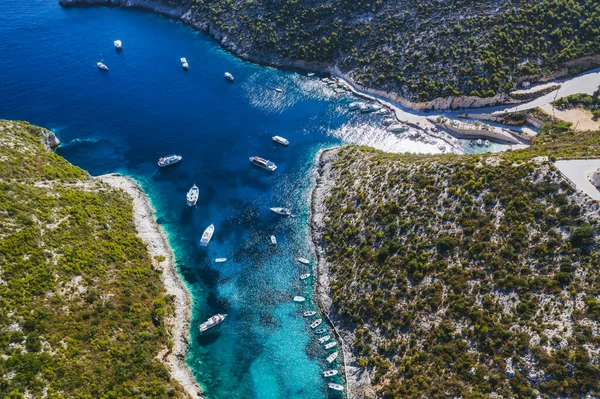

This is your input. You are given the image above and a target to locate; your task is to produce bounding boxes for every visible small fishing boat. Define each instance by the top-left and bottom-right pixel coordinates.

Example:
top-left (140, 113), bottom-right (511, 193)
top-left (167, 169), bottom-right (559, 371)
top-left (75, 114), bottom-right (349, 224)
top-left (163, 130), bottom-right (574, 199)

top-left (310, 319), bottom-right (323, 329)
top-left (200, 224), bottom-right (214, 247)
top-left (186, 184), bottom-right (199, 207)
top-left (484, 139), bottom-right (491, 147)
top-left (319, 335), bottom-right (331, 344)
top-left (297, 257), bottom-right (310, 264)
top-left (180, 57), bottom-right (189, 70)
top-left (315, 327), bottom-right (327, 334)
top-left (114, 40), bottom-right (122, 50)
top-left (224, 72), bottom-right (234, 82)
top-left (307, 72), bottom-right (315, 77)
top-left (303, 311), bottom-right (316, 317)
top-left (326, 352), bottom-right (338, 363)
top-left (270, 207), bottom-right (291, 216)
top-left (272, 135), bottom-right (289, 146)
top-left (249, 156), bottom-right (277, 171)
top-left (293, 296), bottom-right (305, 303)
top-left (274, 88), bottom-right (283, 93)
top-left (158, 154), bottom-right (182, 167)
top-left (270, 235), bottom-right (277, 245)
top-left (348, 102), bottom-right (364, 111)
top-left (324, 341), bottom-right (337, 349)
top-left (198, 313), bottom-right (227, 333)
top-left (97, 62), bottom-right (108, 71)
top-left (214, 258), bottom-right (227, 263)
top-left (323, 370), bottom-right (338, 377)
top-left (300, 273), bottom-right (311, 280)
top-left (328, 383), bottom-right (344, 391)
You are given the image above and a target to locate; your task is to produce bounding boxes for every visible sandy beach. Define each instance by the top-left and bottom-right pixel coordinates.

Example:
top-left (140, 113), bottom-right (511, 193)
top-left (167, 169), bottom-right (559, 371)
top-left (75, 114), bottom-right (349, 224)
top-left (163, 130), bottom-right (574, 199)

top-left (97, 173), bottom-right (203, 399)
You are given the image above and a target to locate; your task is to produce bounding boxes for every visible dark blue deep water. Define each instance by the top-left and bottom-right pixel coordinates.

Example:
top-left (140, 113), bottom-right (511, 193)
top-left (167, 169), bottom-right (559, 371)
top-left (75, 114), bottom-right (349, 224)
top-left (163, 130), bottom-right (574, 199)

top-left (0, 1), bottom-right (452, 398)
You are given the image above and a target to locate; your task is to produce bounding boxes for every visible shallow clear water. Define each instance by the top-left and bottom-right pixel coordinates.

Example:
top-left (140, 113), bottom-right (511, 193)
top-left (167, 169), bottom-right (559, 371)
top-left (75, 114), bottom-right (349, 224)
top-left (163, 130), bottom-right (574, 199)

top-left (0, 1), bottom-right (457, 398)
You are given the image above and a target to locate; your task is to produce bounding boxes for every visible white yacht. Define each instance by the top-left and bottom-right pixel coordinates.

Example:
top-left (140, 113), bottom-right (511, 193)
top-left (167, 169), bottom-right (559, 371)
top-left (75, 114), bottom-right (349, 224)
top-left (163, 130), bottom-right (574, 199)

top-left (300, 273), bottom-right (311, 280)
top-left (97, 62), bottom-right (108, 71)
top-left (200, 224), bottom-right (214, 246)
top-left (303, 311), bottom-right (316, 317)
top-left (270, 207), bottom-right (291, 216)
top-left (319, 335), bottom-right (331, 344)
top-left (323, 370), bottom-right (338, 377)
top-left (158, 154), bottom-right (182, 167)
top-left (293, 296), bottom-right (305, 303)
top-left (180, 57), bottom-right (189, 70)
top-left (297, 257), bottom-right (310, 264)
top-left (310, 319), bottom-right (322, 329)
top-left (186, 184), bottom-right (199, 207)
top-left (328, 383), bottom-right (344, 391)
top-left (270, 235), bottom-right (277, 245)
top-left (198, 314), bottom-right (227, 333)
top-left (326, 352), bottom-right (338, 363)
top-left (249, 156), bottom-right (277, 171)
top-left (114, 40), bottom-right (122, 50)
top-left (214, 258), bottom-right (227, 263)
top-left (272, 136), bottom-right (289, 146)
top-left (324, 341), bottom-right (337, 349)
top-left (224, 72), bottom-right (234, 82)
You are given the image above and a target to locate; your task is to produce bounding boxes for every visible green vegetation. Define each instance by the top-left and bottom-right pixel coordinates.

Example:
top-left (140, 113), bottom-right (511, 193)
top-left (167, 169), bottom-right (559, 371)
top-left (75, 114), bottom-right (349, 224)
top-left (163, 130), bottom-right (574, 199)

top-left (0, 121), bottom-right (185, 398)
top-left (149, 0), bottom-right (599, 101)
top-left (553, 85), bottom-right (600, 117)
top-left (320, 134), bottom-right (600, 397)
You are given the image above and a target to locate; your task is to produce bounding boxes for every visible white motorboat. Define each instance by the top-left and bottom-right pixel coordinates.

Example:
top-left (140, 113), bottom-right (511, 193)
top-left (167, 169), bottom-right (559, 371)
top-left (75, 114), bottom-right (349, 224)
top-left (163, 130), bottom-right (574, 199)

top-left (324, 341), bottom-right (337, 349)
top-left (307, 72), bottom-right (315, 77)
top-left (200, 224), bottom-right (214, 247)
top-left (348, 102), bottom-right (364, 111)
top-left (114, 40), bottom-right (122, 50)
top-left (270, 235), bottom-right (277, 245)
top-left (249, 156), bottom-right (277, 171)
top-left (303, 311), bottom-right (316, 317)
top-left (319, 335), bottom-right (331, 344)
top-left (360, 103), bottom-right (381, 113)
top-left (180, 57), bottom-right (189, 70)
top-left (484, 139), bottom-right (491, 147)
top-left (300, 273), bottom-right (311, 280)
top-left (293, 296), bottom-right (305, 303)
top-left (186, 184), bottom-right (199, 207)
top-left (97, 62), bottom-right (108, 71)
top-left (382, 118), bottom-right (395, 126)
top-left (297, 257), bottom-right (310, 264)
top-left (274, 88), bottom-right (283, 93)
top-left (389, 124), bottom-right (408, 133)
top-left (158, 154), bottom-right (182, 167)
top-left (224, 72), bottom-right (234, 82)
top-left (328, 383), bottom-right (343, 391)
top-left (272, 135), bottom-right (289, 146)
top-left (270, 207), bottom-right (291, 216)
top-left (214, 258), bottom-right (227, 263)
top-left (315, 327), bottom-right (327, 334)
top-left (198, 313), bottom-right (227, 332)
top-left (477, 139), bottom-right (483, 146)
top-left (310, 318), bottom-right (322, 329)
top-left (323, 370), bottom-right (338, 377)
top-left (326, 352), bottom-right (338, 363)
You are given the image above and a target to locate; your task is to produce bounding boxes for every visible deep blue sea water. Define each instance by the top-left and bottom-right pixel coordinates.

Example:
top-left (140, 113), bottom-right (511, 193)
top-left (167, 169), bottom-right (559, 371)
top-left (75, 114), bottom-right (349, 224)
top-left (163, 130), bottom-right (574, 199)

top-left (0, 1), bottom-right (494, 398)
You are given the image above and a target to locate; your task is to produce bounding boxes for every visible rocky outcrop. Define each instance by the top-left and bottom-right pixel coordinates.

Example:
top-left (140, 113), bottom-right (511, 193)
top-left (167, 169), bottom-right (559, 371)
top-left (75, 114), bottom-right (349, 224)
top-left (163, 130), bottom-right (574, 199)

top-left (41, 128), bottom-right (61, 151)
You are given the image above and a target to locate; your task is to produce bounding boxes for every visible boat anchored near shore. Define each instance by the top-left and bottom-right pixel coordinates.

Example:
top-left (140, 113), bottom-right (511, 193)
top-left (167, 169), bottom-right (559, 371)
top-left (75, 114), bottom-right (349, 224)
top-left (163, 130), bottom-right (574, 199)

top-left (198, 313), bottom-right (227, 333)
top-left (328, 383), bottom-right (344, 391)
top-left (200, 224), bottom-right (214, 246)
top-left (158, 154), bottom-right (182, 167)
top-left (293, 296), bottom-right (305, 303)
top-left (323, 370), bottom-right (338, 377)
top-left (186, 184), bottom-right (199, 207)
top-left (250, 156), bottom-right (277, 171)
top-left (270, 207), bottom-right (291, 216)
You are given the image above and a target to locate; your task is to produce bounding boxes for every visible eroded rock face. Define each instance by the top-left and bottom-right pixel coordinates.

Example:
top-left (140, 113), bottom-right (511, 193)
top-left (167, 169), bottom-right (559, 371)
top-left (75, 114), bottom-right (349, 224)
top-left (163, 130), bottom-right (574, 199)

top-left (590, 169), bottom-right (600, 189)
top-left (41, 129), bottom-right (60, 151)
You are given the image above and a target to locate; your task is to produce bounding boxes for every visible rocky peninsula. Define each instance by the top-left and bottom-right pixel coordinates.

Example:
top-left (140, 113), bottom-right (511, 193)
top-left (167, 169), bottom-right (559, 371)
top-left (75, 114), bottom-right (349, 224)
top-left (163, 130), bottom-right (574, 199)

top-left (59, 0), bottom-right (600, 110)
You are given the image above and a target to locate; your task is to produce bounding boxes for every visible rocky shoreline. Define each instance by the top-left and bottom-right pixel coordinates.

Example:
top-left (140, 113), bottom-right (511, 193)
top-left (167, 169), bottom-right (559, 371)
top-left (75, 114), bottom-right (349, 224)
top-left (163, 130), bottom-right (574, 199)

top-left (310, 148), bottom-right (373, 399)
top-left (97, 173), bottom-right (203, 399)
top-left (58, 0), bottom-right (548, 112)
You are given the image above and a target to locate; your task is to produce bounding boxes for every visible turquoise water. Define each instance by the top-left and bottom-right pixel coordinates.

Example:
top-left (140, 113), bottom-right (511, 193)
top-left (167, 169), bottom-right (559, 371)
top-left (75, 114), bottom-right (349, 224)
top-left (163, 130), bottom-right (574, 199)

top-left (0, 1), bottom-right (457, 398)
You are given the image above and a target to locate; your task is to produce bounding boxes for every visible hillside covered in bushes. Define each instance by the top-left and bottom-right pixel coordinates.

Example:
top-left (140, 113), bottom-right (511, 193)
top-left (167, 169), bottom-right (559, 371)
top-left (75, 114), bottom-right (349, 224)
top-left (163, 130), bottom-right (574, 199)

top-left (0, 121), bottom-right (185, 398)
top-left (316, 137), bottom-right (600, 397)
top-left (62, 0), bottom-right (600, 102)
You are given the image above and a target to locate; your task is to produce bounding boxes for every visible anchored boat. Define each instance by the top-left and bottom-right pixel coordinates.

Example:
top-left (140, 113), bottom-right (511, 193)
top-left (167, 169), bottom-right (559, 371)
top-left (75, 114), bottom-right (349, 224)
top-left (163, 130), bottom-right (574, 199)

top-left (300, 273), bottom-right (311, 280)
top-left (348, 102), bottom-right (364, 111)
top-left (198, 314), bottom-right (227, 333)
top-left (324, 341), bottom-right (337, 349)
top-left (200, 224), bottom-right (214, 247)
top-left (326, 351), bottom-right (338, 363)
top-left (272, 136), bottom-right (289, 146)
top-left (214, 258), bottom-right (227, 263)
top-left (297, 257), bottom-right (310, 264)
top-left (186, 184), bottom-right (199, 207)
top-left (97, 62), bottom-right (108, 71)
top-left (270, 207), bottom-right (291, 216)
top-left (310, 319), bottom-right (323, 329)
top-left (315, 327), bottom-right (327, 334)
top-left (293, 296), bottom-right (305, 303)
top-left (114, 40), bottom-right (122, 50)
top-left (303, 311), bottom-right (316, 317)
top-left (224, 72), bottom-right (234, 82)
top-left (319, 335), bottom-right (331, 344)
top-left (249, 156), bottom-right (277, 171)
top-left (328, 383), bottom-right (344, 391)
top-left (180, 58), bottom-right (189, 70)
top-left (158, 154), bottom-right (182, 167)
top-left (323, 370), bottom-right (338, 377)
top-left (270, 235), bottom-right (277, 245)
